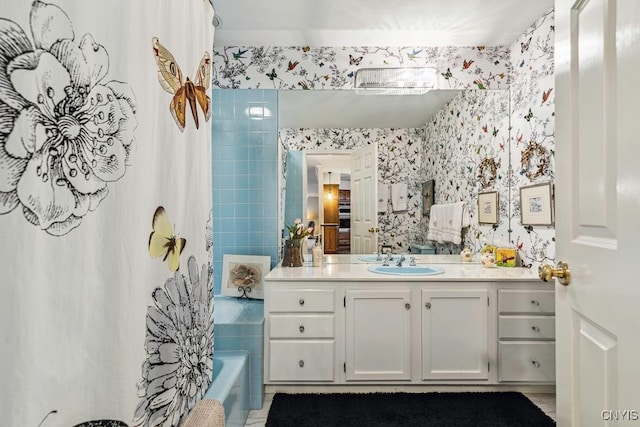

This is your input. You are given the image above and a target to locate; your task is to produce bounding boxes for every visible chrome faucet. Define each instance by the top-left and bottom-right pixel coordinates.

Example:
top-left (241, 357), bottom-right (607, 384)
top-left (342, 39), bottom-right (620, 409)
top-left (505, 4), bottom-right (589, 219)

top-left (382, 253), bottom-right (392, 266)
top-left (409, 256), bottom-right (417, 266)
top-left (395, 254), bottom-right (406, 267)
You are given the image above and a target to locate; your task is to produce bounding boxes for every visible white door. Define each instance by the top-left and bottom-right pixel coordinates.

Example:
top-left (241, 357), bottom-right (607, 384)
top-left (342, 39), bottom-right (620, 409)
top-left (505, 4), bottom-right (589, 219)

top-left (421, 289), bottom-right (489, 381)
top-left (345, 289), bottom-right (411, 381)
top-left (350, 144), bottom-right (378, 254)
top-left (554, 1), bottom-right (640, 425)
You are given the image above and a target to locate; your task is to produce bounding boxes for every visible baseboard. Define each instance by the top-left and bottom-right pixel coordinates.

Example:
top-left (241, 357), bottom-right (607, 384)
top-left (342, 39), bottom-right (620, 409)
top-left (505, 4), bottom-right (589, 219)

top-left (265, 384), bottom-right (556, 394)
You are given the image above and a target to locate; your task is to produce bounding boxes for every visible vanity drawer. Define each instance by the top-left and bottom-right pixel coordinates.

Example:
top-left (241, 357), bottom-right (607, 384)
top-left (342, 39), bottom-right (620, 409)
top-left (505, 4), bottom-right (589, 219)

top-left (499, 316), bottom-right (555, 340)
top-left (270, 314), bottom-right (335, 338)
top-left (498, 290), bottom-right (555, 314)
top-left (499, 341), bottom-right (555, 382)
top-left (269, 340), bottom-right (335, 381)
top-left (269, 289), bottom-right (335, 313)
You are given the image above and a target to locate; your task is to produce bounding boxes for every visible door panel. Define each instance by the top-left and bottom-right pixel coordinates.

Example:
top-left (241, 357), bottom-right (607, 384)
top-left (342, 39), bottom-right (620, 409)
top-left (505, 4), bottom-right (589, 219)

top-left (555, 0), bottom-right (640, 425)
top-left (351, 144), bottom-right (377, 253)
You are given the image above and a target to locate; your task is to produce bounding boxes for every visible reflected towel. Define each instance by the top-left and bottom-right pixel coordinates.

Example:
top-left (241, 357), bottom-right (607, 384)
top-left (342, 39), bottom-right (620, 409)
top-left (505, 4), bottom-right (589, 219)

top-left (391, 183), bottom-right (408, 212)
top-left (378, 183), bottom-right (389, 212)
top-left (427, 202), bottom-right (469, 244)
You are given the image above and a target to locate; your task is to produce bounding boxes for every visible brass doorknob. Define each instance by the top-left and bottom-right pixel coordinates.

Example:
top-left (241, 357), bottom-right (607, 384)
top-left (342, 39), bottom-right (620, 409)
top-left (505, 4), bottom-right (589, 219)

top-left (538, 261), bottom-right (571, 286)
top-left (368, 227), bottom-right (379, 233)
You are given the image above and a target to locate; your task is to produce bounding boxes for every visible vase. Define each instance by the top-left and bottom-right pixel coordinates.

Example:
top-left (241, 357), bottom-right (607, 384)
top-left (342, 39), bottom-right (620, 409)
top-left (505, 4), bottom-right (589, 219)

top-left (283, 239), bottom-right (304, 267)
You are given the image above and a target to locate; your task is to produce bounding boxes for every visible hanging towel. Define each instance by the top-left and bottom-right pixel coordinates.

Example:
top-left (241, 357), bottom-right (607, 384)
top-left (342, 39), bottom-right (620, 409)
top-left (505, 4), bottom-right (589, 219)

top-left (427, 204), bottom-right (444, 243)
top-left (378, 183), bottom-right (389, 212)
top-left (391, 183), bottom-right (408, 212)
top-left (427, 202), bottom-right (469, 244)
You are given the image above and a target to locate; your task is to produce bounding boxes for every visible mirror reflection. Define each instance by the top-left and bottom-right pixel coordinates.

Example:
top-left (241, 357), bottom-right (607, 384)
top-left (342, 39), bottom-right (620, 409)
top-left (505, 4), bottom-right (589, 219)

top-left (280, 89), bottom-right (510, 260)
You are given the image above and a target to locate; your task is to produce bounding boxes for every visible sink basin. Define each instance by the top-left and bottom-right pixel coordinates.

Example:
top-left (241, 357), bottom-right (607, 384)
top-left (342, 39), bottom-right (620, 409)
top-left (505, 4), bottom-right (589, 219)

top-left (367, 265), bottom-right (445, 276)
top-left (357, 254), bottom-right (398, 263)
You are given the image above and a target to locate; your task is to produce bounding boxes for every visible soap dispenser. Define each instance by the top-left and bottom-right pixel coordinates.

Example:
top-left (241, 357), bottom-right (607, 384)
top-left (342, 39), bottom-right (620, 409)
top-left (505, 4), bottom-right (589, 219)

top-left (312, 236), bottom-right (323, 267)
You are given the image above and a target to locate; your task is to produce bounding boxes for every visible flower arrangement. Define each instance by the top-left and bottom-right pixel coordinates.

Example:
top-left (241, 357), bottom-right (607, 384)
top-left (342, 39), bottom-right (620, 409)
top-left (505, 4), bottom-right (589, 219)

top-left (287, 218), bottom-right (313, 241)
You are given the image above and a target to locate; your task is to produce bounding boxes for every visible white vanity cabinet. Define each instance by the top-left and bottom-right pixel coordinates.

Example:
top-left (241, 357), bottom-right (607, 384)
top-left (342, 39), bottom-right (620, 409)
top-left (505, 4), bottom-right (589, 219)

top-left (344, 289), bottom-right (412, 381)
top-left (264, 263), bottom-right (554, 389)
top-left (421, 289), bottom-right (489, 381)
top-left (497, 286), bottom-right (556, 383)
top-left (266, 288), bottom-right (336, 382)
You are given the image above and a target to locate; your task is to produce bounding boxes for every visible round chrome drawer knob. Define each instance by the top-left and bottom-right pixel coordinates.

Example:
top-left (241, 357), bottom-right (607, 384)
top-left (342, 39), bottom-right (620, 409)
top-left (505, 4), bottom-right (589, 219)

top-left (299, 325), bottom-right (305, 333)
top-left (299, 360), bottom-right (304, 367)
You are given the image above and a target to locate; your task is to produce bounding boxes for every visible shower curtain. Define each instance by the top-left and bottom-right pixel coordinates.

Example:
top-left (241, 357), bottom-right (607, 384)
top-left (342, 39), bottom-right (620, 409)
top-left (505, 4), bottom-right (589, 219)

top-left (0, 1), bottom-right (214, 426)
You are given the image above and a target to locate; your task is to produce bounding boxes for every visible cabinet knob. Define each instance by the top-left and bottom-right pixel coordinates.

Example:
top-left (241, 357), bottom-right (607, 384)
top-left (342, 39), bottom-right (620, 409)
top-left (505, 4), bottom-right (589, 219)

top-left (299, 325), bottom-right (305, 333)
top-left (530, 300), bottom-right (540, 306)
top-left (425, 302), bottom-right (431, 309)
top-left (299, 298), bottom-right (305, 306)
top-left (405, 303), bottom-right (411, 310)
top-left (531, 326), bottom-right (540, 333)
top-left (532, 360), bottom-right (541, 368)
top-left (298, 360), bottom-right (304, 368)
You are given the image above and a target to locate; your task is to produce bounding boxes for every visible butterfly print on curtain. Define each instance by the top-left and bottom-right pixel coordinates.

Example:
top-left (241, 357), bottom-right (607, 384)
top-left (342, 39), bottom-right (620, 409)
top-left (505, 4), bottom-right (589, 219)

top-left (152, 37), bottom-right (211, 132)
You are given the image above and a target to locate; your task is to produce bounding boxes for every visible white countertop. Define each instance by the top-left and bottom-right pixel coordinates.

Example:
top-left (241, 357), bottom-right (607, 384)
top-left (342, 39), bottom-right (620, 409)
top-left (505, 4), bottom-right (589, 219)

top-left (265, 254), bottom-right (539, 282)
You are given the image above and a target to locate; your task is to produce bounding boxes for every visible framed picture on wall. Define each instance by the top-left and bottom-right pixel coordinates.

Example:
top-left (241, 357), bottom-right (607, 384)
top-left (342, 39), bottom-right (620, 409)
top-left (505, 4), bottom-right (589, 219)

top-left (422, 180), bottom-right (435, 216)
top-left (478, 191), bottom-right (499, 224)
top-left (520, 182), bottom-right (554, 226)
top-left (221, 254), bottom-right (271, 299)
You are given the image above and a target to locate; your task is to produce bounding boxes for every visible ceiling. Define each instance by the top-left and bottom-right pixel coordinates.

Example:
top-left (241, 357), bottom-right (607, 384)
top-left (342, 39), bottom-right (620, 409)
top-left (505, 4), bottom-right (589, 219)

top-left (211, 0), bottom-right (553, 47)
top-left (211, 0), bottom-right (554, 128)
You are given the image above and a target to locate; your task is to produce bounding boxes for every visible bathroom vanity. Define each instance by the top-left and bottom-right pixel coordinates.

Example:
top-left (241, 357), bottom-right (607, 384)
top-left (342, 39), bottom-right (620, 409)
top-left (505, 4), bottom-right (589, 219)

top-left (263, 255), bottom-right (555, 391)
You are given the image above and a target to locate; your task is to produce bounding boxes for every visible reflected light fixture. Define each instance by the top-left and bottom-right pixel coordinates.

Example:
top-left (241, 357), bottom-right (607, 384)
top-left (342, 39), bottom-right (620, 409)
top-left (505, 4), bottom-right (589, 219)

top-left (327, 172), bottom-right (333, 199)
top-left (354, 67), bottom-right (438, 95)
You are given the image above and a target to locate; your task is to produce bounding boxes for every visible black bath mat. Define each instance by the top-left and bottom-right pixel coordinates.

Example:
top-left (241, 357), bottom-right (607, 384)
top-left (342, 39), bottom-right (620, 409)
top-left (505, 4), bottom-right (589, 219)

top-left (266, 391), bottom-right (555, 427)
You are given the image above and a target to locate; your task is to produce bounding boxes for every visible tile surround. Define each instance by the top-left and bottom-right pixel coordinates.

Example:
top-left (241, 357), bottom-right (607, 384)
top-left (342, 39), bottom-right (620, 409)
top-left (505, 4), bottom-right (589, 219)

top-left (212, 89), bottom-right (279, 295)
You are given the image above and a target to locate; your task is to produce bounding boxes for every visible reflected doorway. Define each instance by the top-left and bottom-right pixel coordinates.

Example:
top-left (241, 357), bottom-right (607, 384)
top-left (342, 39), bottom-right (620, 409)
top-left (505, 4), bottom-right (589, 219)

top-left (305, 152), bottom-right (351, 254)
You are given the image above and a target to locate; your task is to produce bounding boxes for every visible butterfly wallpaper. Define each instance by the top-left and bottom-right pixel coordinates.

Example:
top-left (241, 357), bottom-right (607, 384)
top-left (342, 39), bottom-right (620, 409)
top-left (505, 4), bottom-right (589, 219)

top-left (273, 11), bottom-right (555, 269)
top-left (422, 10), bottom-right (555, 268)
top-left (212, 45), bottom-right (511, 90)
top-left (1, 1), bottom-right (214, 426)
top-left (280, 128), bottom-right (424, 252)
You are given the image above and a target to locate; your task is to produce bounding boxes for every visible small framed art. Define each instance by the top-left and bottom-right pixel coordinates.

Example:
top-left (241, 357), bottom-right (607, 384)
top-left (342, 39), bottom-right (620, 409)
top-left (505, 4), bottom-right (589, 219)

top-left (422, 180), bottom-right (435, 216)
top-left (478, 191), bottom-right (499, 224)
top-left (520, 182), bottom-right (554, 226)
top-left (221, 254), bottom-right (271, 299)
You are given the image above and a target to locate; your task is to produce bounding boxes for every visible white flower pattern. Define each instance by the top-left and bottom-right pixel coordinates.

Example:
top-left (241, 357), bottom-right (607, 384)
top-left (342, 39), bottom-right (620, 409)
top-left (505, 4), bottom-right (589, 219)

top-left (134, 256), bottom-right (213, 427)
top-left (0, 1), bottom-right (137, 235)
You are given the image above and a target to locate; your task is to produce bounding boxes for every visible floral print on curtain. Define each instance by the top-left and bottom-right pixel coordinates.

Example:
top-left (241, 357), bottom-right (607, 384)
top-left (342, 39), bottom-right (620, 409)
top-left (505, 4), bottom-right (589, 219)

top-left (0, 1), bottom-right (214, 425)
top-left (0, 1), bottom-right (137, 236)
top-left (134, 255), bottom-right (213, 427)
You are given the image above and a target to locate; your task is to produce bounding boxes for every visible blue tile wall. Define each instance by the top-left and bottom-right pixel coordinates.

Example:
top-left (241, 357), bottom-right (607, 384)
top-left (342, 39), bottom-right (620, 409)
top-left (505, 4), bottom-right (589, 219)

top-left (212, 89), bottom-right (279, 295)
top-left (214, 298), bottom-right (265, 410)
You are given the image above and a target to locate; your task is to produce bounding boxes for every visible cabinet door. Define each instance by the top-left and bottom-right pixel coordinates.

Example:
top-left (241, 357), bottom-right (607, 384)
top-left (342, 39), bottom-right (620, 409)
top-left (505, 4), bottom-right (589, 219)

top-left (422, 289), bottom-right (489, 380)
top-left (345, 289), bottom-right (412, 381)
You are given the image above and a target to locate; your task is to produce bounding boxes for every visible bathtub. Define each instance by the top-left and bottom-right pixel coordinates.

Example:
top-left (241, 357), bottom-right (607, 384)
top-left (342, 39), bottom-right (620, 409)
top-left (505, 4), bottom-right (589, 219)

top-left (203, 350), bottom-right (250, 427)
top-left (213, 297), bottom-right (265, 409)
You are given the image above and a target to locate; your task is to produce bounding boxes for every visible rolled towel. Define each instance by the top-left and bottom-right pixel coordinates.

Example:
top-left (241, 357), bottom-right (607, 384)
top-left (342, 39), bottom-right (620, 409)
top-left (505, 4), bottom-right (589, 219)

top-left (183, 399), bottom-right (225, 427)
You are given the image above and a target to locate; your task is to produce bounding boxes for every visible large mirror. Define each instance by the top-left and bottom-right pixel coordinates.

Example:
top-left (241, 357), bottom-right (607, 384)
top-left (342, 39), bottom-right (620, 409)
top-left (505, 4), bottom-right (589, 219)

top-left (280, 89), bottom-right (511, 257)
